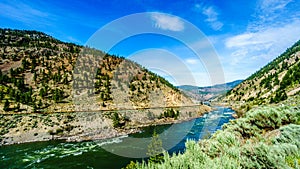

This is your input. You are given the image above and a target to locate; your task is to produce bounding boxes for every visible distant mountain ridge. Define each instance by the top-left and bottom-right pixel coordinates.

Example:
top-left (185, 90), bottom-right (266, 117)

top-left (178, 80), bottom-right (243, 102)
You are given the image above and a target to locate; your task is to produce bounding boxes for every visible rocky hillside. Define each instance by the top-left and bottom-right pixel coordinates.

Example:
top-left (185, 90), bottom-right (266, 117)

top-left (0, 28), bottom-right (210, 145)
top-left (224, 40), bottom-right (300, 113)
top-left (0, 28), bottom-right (193, 113)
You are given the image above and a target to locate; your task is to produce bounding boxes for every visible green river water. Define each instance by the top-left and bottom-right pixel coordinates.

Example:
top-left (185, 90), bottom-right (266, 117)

top-left (0, 107), bottom-right (235, 169)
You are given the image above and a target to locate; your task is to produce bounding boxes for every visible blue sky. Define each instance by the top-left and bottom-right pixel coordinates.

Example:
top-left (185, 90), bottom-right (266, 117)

top-left (1, 0), bottom-right (300, 86)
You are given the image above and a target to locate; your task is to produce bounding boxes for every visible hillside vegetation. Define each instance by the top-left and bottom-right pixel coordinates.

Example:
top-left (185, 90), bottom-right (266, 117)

top-left (0, 28), bottom-right (211, 145)
top-left (124, 40), bottom-right (300, 169)
top-left (224, 40), bottom-right (300, 114)
top-left (0, 28), bottom-right (193, 113)
top-left (129, 96), bottom-right (300, 169)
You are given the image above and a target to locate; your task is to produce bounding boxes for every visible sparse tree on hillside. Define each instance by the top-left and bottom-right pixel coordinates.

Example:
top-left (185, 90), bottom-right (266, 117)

top-left (3, 99), bottom-right (10, 111)
top-left (112, 112), bottom-right (121, 128)
top-left (0, 92), bottom-right (3, 100)
top-left (14, 102), bottom-right (20, 111)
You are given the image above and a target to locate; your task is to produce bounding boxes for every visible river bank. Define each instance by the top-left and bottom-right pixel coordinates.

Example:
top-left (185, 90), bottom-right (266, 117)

top-left (0, 105), bottom-right (211, 146)
top-left (0, 106), bottom-right (234, 169)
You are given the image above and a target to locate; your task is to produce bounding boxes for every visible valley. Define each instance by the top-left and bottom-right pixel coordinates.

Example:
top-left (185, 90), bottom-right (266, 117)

top-left (131, 39), bottom-right (300, 169)
top-left (178, 79), bottom-right (243, 102)
top-left (2, 1), bottom-right (300, 168)
top-left (0, 28), bottom-right (299, 169)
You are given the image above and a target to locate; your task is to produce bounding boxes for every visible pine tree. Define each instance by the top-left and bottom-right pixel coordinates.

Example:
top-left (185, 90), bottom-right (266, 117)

top-left (0, 91), bottom-right (3, 100)
top-left (33, 103), bottom-right (37, 112)
top-left (147, 130), bottom-right (164, 163)
top-left (38, 99), bottom-right (42, 108)
top-left (3, 99), bottom-right (10, 111)
top-left (112, 112), bottom-right (121, 128)
top-left (33, 72), bottom-right (37, 82)
top-left (14, 102), bottom-right (20, 111)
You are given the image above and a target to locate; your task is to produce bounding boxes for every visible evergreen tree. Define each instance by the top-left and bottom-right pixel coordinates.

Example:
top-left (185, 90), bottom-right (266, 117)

top-left (33, 72), bottom-right (37, 81)
top-left (0, 91), bottom-right (3, 100)
top-left (33, 103), bottom-right (37, 112)
top-left (0, 69), bottom-right (2, 83)
top-left (14, 102), bottom-right (20, 111)
top-left (147, 130), bottom-right (164, 163)
top-left (3, 99), bottom-right (10, 111)
top-left (112, 112), bottom-right (121, 128)
top-left (38, 99), bottom-right (42, 108)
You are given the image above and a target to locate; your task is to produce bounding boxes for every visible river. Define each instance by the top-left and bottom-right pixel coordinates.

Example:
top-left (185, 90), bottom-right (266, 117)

top-left (0, 106), bottom-right (235, 169)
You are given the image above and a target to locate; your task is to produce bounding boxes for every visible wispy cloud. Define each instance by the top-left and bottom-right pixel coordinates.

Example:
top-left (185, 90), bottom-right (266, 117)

top-left (0, 1), bottom-right (55, 26)
top-left (260, 0), bottom-right (292, 12)
top-left (225, 20), bottom-right (300, 65)
top-left (194, 4), bottom-right (223, 31)
top-left (212, 0), bottom-right (300, 82)
top-left (66, 36), bottom-right (83, 45)
top-left (248, 0), bottom-right (295, 31)
top-left (223, 0), bottom-right (300, 67)
top-left (225, 33), bottom-right (266, 48)
top-left (151, 13), bottom-right (185, 32)
top-left (202, 6), bottom-right (223, 31)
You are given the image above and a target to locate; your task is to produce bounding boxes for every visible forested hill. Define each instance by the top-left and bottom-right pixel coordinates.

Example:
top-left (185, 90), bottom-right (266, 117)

top-left (224, 40), bottom-right (300, 112)
top-left (0, 28), bottom-right (192, 113)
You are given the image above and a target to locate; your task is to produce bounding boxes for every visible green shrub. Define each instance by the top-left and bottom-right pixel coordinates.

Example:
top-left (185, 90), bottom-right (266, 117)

top-left (134, 105), bottom-right (300, 169)
top-left (112, 112), bottom-right (121, 128)
top-left (158, 109), bottom-right (180, 119)
top-left (123, 161), bottom-right (138, 169)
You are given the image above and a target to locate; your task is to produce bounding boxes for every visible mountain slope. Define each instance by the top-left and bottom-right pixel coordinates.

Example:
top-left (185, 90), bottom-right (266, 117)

top-left (0, 28), bottom-right (211, 145)
top-left (224, 40), bottom-right (300, 113)
top-left (0, 28), bottom-right (193, 113)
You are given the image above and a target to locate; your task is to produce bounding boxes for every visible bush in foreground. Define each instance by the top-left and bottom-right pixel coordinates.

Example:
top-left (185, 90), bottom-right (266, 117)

top-left (130, 106), bottom-right (300, 169)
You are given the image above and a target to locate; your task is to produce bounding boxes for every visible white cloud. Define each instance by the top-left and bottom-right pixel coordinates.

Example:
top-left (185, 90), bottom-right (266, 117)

top-left (151, 13), bottom-right (185, 32)
top-left (196, 5), bottom-right (223, 31)
top-left (0, 1), bottom-right (54, 25)
top-left (226, 33), bottom-right (257, 48)
top-left (207, 0), bottom-right (300, 83)
top-left (226, 21), bottom-right (300, 50)
top-left (224, 0), bottom-right (300, 66)
top-left (225, 20), bottom-right (300, 66)
top-left (248, 0), bottom-right (295, 31)
top-left (67, 36), bottom-right (83, 44)
top-left (260, 0), bottom-right (293, 13)
top-left (225, 32), bottom-right (274, 51)
top-left (185, 58), bottom-right (199, 65)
